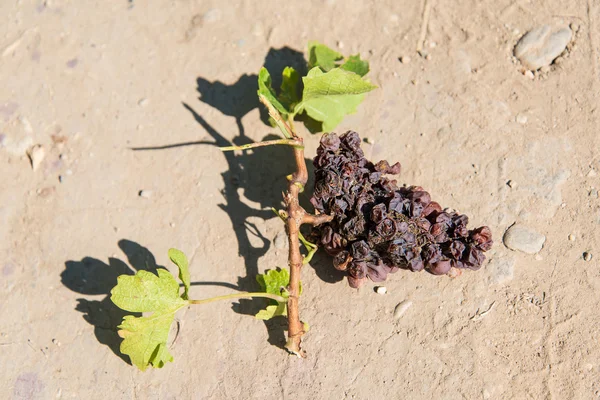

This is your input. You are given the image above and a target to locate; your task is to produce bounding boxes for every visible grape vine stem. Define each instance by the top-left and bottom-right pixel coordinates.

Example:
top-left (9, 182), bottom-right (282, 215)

top-left (258, 95), bottom-right (333, 357)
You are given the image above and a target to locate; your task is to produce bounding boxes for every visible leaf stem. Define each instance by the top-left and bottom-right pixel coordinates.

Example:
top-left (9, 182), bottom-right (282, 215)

top-left (220, 139), bottom-right (303, 152)
top-left (188, 292), bottom-right (287, 305)
top-left (258, 94), bottom-right (297, 139)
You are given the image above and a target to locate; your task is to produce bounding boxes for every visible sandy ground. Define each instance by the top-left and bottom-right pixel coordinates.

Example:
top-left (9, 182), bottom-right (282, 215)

top-left (2, 0), bottom-right (600, 399)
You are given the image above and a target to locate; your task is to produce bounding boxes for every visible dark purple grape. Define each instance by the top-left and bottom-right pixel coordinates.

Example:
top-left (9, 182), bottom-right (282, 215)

top-left (308, 131), bottom-right (492, 287)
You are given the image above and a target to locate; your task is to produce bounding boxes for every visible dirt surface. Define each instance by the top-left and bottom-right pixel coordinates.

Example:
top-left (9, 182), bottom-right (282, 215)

top-left (2, 0), bottom-right (600, 399)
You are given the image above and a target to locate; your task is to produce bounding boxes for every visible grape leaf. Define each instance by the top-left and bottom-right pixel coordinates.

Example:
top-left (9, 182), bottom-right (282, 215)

top-left (257, 67), bottom-right (289, 118)
top-left (117, 308), bottom-right (180, 371)
top-left (111, 269), bottom-right (188, 312)
top-left (168, 248), bottom-right (190, 300)
top-left (255, 304), bottom-right (287, 320)
top-left (279, 66), bottom-right (300, 109)
top-left (111, 261), bottom-right (189, 370)
top-left (254, 268), bottom-right (301, 320)
top-left (340, 54), bottom-right (370, 77)
top-left (308, 41), bottom-right (343, 71)
top-left (295, 67), bottom-right (377, 132)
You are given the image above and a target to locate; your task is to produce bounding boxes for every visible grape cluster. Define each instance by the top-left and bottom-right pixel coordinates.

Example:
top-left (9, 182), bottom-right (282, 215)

top-left (309, 131), bottom-right (493, 288)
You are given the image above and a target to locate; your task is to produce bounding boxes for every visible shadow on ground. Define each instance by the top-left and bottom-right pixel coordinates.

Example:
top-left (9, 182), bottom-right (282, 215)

top-left (61, 240), bottom-right (162, 364)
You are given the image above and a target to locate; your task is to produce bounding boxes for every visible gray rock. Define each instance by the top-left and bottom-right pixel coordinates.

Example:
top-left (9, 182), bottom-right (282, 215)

top-left (503, 224), bottom-right (546, 254)
top-left (514, 25), bottom-right (572, 70)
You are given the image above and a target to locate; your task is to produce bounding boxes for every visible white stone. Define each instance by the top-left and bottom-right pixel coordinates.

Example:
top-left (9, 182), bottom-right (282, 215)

top-left (514, 25), bottom-right (572, 70)
top-left (28, 144), bottom-right (45, 171)
top-left (503, 224), bottom-right (546, 254)
top-left (393, 300), bottom-right (413, 318)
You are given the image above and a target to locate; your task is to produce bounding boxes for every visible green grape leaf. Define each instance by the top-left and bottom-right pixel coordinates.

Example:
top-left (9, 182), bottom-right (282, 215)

top-left (296, 67), bottom-right (377, 132)
top-left (111, 269), bottom-right (188, 312)
top-left (279, 66), bottom-right (300, 109)
top-left (168, 248), bottom-right (190, 300)
top-left (111, 264), bottom-right (190, 371)
top-left (308, 41), bottom-right (343, 71)
top-left (255, 304), bottom-right (287, 320)
top-left (340, 54), bottom-right (370, 77)
top-left (254, 268), bottom-right (301, 320)
top-left (117, 307), bottom-right (180, 371)
top-left (257, 67), bottom-right (289, 118)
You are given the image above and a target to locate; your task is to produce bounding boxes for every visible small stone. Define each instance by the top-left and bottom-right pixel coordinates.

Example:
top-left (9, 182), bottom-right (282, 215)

top-left (169, 222), bottom-right (175, 228)
top-left (375, 286), bottom-right (387, 295)
top-left (568, 234), bottom-right (575, 241)
top-left (514, 25), bottom-right (572, 70)
top-left (27, 144), bottom-right (45, 171)
top-left (399, 55), bottom-right (411, 64)
top-left (503, 224), bottom-right (546, 254)
top-left (425, 54), bottom-right (432, 61)
top-left (138, 190), bottom-right (152, 199)
top-left (583, 252), bottom-right (593, 261)
top-left (516, 114), bottom-right (528, 124)
top-left (138, 98), bottom-right (149, 107)
top-left (337, 40), bottom-right (344, 49)
top-left (364, 137), bottom-right (375, 145)
top-left (58, 175), bottom-right (64, 183)
top-left (524, 70), bottom-right (534, 79)
top-left (590, 188), bottom-right (599, 198)
top-left (507, 180), bottom-right (517, 188)
top-left (52, 338), bottom-right (61, 346)
top-left (429, 41), bottom-right (437, 48)
top-left (587, 169), bottom-right (597, 177)
top-left (273, 231), bottom-right (287, 249)
top-left (393, 300), bottom-right (413, 318)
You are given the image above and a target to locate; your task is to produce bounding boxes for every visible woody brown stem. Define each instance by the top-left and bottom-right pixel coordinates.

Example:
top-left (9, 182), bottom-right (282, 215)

top-left (257, 95), bottom-right (330, 357)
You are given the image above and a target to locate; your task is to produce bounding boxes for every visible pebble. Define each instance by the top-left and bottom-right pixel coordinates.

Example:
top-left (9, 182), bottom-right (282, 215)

top-left (27, 144), bottom-right (45, 171)
top-left (375, 286), bottom-right (387, 295)
top-left (523, 70), bottom-right (534, 79)
top-left (273, 231), bottom-right (287, 250)
top-left (587, 169), bottom-right (597, 177)
top-left (590, 188), bottom-right (599, 198)
top-left (393, 300), bottom-right (413, 319)
top-left (503, 224), bottom-right (546, 254)
top-left (514, 25), bottom-right (572, 70)
top-left (506, 180), bottom-right (517, 188)
top-left (138, 98), bottom-right (149, 107)
top-left (399, 55), bottom-right (411, 64)
top-left (52, 338), bottom-right (61, 346)
top-left (583, 252), bottom-right (593, 262)
top-left (138, 189), bottom-right (153, 199)
top-left (516, 114), bottom-right (528, 124)
top-left (568, 234), bottom-right (575, 241)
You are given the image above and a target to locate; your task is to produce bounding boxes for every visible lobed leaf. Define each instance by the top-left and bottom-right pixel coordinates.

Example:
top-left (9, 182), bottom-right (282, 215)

top-left (111, 269), bottom-right (188, 313)
top-left (117, 307), bottom-right (182, 371)
top-left (340, 54), bottom-right (370, 77)
top-left (168, 248), bottom-right (191, 300)
top-left (296, 67), bottom-right (377, 132)
top-left (279, 66), bottom-right (300, 109)
top-left (257, 67), bottom-right (289, 118)
top-left (254, 268), bottom-right (301, 320)
top-left (308, 41), bottom-right (343, 71)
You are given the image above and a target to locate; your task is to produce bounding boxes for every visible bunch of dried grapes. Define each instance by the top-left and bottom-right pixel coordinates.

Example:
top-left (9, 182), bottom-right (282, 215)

top-left (309, 131), bottom-right (493, 288)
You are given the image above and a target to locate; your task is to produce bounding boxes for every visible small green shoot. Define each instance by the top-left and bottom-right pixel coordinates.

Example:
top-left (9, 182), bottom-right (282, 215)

top-left (255, 268), bottom-right (302, 320)
top-left (257, 41), bottom-right (376, 134)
